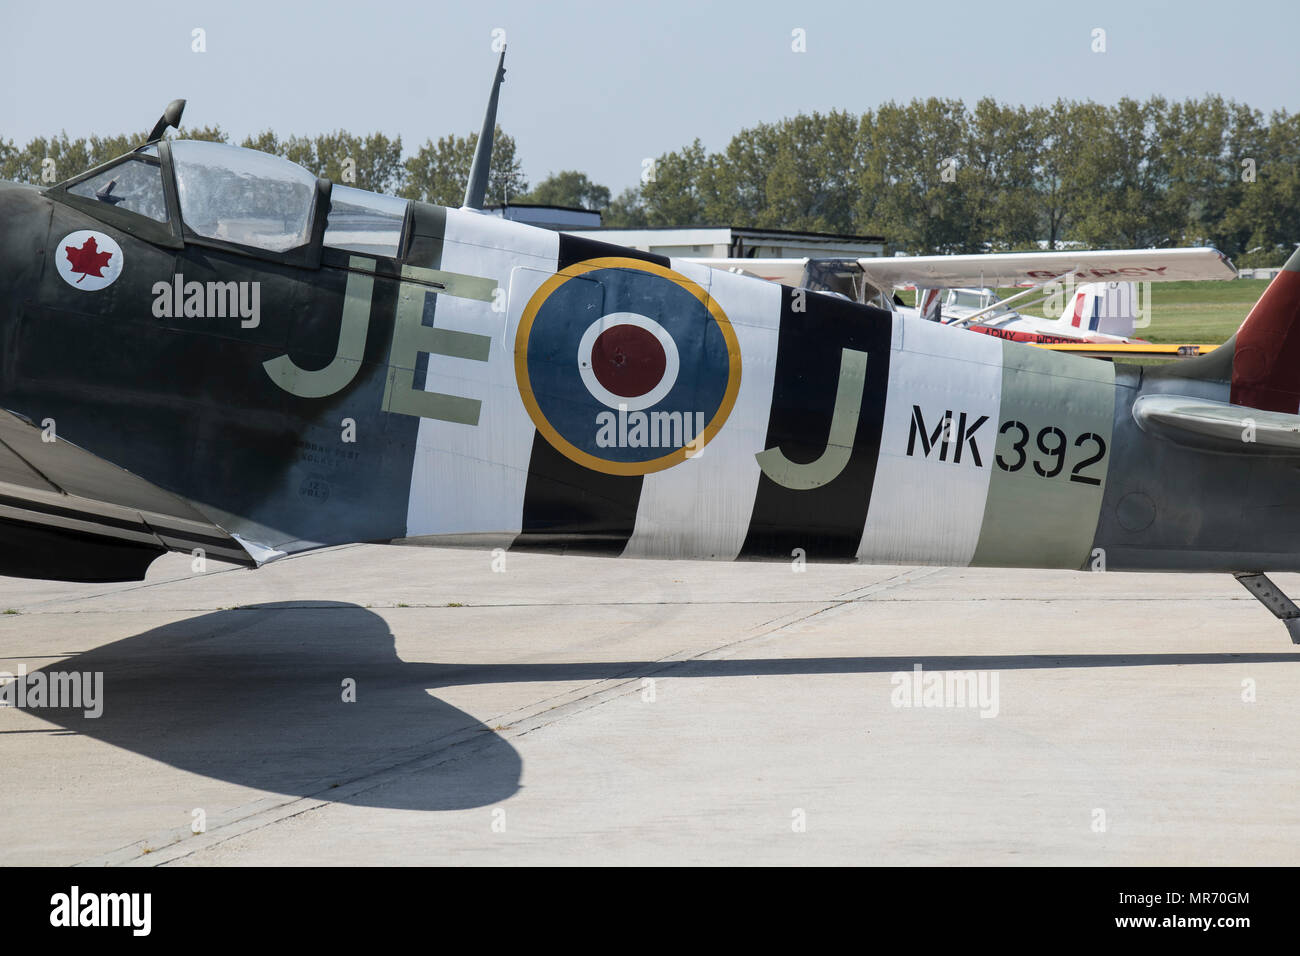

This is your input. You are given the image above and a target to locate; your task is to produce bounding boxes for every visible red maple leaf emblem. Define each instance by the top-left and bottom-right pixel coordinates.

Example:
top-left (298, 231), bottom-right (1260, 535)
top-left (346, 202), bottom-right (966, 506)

top-left (64, 235), bottom-right (113, 283)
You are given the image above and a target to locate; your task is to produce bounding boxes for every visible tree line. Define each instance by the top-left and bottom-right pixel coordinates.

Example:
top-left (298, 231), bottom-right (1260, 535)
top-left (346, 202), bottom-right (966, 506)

top-left (0, 124), bottom-right (530, 214)
top-left (625, 97), bottom-right (1299, 266)
top-left (3, 95), bottom-right (1296, 265)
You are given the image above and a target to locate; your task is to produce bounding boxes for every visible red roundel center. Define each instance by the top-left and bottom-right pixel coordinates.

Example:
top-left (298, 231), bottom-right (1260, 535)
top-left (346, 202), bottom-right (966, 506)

top-left (590, 324), bottom-right (666, 398)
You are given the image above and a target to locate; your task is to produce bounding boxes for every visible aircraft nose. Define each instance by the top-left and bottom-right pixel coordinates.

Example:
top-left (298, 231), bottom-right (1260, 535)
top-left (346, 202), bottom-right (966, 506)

top-left (0, 180), bottom-right (51, 316)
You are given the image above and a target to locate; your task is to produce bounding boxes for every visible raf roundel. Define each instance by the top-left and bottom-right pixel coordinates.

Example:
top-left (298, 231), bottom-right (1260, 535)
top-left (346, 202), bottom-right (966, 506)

top-left (577, 312), bottom-right (681, 412)
top-left (515, 257), bottom-right (741, 476)
top-left (55, 230), bottom-right (124, 292)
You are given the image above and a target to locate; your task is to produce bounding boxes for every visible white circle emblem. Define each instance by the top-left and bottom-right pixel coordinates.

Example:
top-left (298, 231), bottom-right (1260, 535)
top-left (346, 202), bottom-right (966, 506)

top-left (577, 312), bottom-right (681, 412)
top-left (55, 230), bottom-right (124, 292)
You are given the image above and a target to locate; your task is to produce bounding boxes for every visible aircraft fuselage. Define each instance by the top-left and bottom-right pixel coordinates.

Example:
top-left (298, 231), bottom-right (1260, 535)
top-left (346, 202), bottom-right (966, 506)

top-left (0, 175), bottom-right (1292, 581)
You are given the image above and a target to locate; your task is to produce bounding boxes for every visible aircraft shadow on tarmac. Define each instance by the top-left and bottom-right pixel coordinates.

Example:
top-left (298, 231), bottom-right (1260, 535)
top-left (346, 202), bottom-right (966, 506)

top-left (16, 601), bottom-right (1300, 812)
top-left (16, 602), bottom-right (520, 813)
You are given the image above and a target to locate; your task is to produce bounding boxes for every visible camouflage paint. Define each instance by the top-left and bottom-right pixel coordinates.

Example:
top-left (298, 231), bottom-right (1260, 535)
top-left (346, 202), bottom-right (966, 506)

top-left (970, 341), bottom-right (1114, 569)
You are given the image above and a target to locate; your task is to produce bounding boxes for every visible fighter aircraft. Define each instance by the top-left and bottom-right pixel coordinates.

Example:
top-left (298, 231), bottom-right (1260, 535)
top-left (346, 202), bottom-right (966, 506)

top-left (3, 54), bottom-right (1300, 642)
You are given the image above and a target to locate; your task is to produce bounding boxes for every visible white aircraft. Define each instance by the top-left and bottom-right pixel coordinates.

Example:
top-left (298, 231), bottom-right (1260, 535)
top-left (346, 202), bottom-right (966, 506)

top-left (932, 281), bottom-right (1142, 340)
top-left (690, 247), bottom-right (1237, 358)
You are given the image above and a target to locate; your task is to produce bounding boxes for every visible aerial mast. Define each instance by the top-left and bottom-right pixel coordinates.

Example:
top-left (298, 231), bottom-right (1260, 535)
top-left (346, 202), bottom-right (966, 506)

top-left (462, 48), bottom-right (507, 210)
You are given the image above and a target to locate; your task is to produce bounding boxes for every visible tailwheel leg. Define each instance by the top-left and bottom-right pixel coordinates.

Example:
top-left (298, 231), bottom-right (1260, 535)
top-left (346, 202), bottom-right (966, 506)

top-left (1234, 572), bottom-right (1300, 644)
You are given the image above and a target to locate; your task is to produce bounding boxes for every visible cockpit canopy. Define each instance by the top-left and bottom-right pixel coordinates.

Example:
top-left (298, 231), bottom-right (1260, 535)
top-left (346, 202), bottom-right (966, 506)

top-left (171, 141), bottom-right (319, 253)
top-left (50, 140), bottom-right (410, 262)
top-left (67, 147), bottom-right (168, 223)
top-left (324, 184), bottom-right (408, 258)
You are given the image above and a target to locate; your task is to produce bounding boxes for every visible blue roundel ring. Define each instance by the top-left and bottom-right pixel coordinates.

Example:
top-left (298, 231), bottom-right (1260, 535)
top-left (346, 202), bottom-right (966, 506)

top-left (515, 257), bottom-right (742, 476)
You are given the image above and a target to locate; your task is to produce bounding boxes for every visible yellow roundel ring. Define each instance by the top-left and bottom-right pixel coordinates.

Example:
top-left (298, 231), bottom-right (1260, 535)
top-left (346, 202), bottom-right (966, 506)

top-left (515, 257), bottom-right (742, 476)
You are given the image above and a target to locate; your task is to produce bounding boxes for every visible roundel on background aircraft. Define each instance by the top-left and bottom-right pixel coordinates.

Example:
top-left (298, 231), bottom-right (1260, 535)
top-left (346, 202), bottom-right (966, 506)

top-left (515, 257), bottom-right (741, 476)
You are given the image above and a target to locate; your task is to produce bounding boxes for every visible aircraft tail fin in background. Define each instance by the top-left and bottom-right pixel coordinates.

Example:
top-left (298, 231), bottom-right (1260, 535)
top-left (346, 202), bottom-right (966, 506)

top-left (1055, 281), bottom-right (1138, 338)
top-left (917, 287), bottom-right (942, 321)
top-left (1229, 247), bottom-right (1300, 412)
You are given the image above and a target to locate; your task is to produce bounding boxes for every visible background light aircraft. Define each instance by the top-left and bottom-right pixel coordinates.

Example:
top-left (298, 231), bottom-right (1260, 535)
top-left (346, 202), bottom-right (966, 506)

top-left (692, 247), bottom-right (1237, 354)
top-left (2, 56), bottom-right (1300, 642)
top-left (925, 281), bottom-right (1141, 342)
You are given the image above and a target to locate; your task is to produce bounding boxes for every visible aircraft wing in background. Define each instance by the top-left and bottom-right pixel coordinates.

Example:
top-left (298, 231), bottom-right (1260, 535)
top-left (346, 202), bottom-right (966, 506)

top-left (848, 247), bottom-right (1238, 289)
top-left (690, 247), bottom-right (1237, 290)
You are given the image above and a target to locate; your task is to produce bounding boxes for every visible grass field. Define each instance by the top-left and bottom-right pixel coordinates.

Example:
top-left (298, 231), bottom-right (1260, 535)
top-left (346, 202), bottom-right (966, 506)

top-left (1132, 279), bottom-right (1266, 344)
top-left (896, 279), bottom-right (1268, 346)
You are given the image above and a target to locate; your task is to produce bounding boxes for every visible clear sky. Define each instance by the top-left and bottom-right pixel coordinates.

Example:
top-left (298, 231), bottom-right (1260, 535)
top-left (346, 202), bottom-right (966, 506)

top-left (2, 0), bottom-right (1296, 193)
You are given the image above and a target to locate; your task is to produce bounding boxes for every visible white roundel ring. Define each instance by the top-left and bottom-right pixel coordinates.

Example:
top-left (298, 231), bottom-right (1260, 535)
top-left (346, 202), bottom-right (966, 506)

top-left (55, 230), bottom-right (124, 292)
top-left (577, 312), bottom-right (681, 412)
